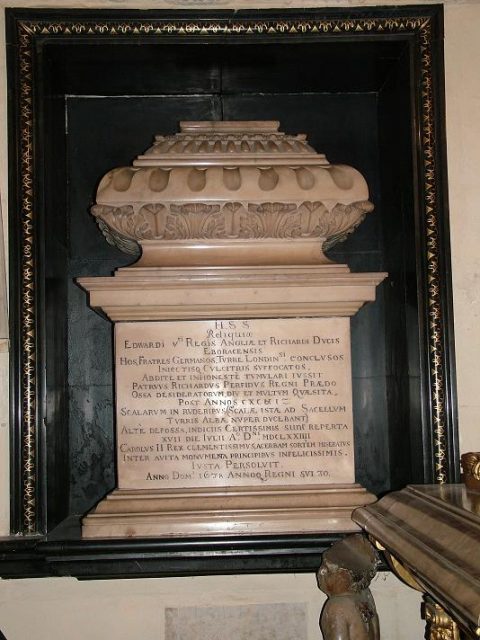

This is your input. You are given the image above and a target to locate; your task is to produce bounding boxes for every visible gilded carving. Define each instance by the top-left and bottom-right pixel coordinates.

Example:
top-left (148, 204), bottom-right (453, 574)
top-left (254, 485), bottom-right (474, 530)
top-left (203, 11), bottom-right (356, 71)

top-left (461, 452), bottom-right (480, 491)
top-left (423, 599), bottom-right (460, 640)
top-left (18, 23), bottom-right (37, 534)
top-left (417, 20), bottom-right (448, 484)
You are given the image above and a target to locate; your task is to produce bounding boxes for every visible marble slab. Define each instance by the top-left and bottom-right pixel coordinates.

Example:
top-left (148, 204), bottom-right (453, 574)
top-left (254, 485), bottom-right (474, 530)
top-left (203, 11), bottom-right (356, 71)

top-left (165, 603), bottom-right (307, 640)
top-left (115, 317), bottom-right (354, 490)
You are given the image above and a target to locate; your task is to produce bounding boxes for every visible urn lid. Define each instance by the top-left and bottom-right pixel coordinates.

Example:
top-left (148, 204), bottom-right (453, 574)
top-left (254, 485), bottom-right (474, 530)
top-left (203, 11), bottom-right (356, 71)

top-left (92, 121), bottom-right (373, 268)
top-left (133, 120), bottom-right (325, 165)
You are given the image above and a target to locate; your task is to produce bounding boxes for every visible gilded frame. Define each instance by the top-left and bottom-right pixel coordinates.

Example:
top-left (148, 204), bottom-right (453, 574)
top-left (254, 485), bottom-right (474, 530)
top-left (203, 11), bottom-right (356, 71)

top-left (7, 7), bottom-right (457, 538)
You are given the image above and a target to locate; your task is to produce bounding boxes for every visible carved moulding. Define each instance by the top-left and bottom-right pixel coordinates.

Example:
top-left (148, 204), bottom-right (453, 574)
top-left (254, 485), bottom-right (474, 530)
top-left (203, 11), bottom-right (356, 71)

top-left (423, 598), bottom-right (461, 640)
top-left (91, 121), bottom-right (373, 267)
top-left (353, 485), bottom-right (480, 639)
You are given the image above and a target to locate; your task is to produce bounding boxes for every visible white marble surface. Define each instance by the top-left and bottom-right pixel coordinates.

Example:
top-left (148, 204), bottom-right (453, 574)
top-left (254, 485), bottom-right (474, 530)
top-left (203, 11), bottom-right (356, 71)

top-left (165, 603), bottom-right (307, 640)
top-left (115, 318), bottom-right (354, 489)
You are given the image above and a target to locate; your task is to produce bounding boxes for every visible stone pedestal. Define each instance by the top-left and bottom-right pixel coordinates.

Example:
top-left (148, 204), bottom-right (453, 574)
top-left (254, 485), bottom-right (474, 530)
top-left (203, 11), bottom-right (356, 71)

top-left (78, 121), bottom-right (386, 538)
top-left (80, 264), bottom-right (384, 538)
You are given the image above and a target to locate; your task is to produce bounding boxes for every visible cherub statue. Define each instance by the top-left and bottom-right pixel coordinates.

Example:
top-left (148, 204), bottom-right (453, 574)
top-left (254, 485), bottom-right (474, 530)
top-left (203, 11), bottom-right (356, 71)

top-left (317, 534), bottom-right (381, 640)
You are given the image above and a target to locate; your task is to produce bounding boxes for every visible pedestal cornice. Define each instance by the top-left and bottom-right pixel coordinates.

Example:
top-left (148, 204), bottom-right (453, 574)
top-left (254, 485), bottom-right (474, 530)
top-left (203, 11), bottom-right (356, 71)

top-left (82, 484), bottom-right (376, 539)
top-left (78, 265), bottom-right (387, 322)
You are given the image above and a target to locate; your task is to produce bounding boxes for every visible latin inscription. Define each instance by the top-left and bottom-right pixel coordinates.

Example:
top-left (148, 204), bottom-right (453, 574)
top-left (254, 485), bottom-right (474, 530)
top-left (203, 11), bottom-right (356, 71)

top-left (115, 318), bottom-right (354, 489)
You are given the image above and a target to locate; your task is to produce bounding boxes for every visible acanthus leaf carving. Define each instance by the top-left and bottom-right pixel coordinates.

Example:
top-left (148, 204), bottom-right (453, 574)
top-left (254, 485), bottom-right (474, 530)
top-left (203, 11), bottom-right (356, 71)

top-left (140, 203), bottom-right (167, 238)
top-left (90, 200), bottom-right (373, 254)
top-left (92, 205), bottom-right (140, 255)
top-left (297, 200), bottom-right (374, 250)
top-left (167, 203), bottom-right (223, 239)
top-left (96, 218), bottom-right (140, 256)
top-left (222, 202), bottom-right (243, 237)
top-left (92, 203), bottom-right (167, 242)
top-left (323, 201), bottom-right (374, 250)
top-left (245, 202), bottom-right (298, 238)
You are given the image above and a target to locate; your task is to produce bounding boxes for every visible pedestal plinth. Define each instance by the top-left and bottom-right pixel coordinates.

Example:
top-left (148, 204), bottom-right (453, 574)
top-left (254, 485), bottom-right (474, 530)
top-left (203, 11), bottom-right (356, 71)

top-left (79, 264), bottom-right (385, 538)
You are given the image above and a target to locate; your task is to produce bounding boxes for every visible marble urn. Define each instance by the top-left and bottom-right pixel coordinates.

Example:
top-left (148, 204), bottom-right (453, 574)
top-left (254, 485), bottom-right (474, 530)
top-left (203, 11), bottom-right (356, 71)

top-left (78, 121), bottom-right (386, 539)
top-left (92, 120), bottom-right (374, 267)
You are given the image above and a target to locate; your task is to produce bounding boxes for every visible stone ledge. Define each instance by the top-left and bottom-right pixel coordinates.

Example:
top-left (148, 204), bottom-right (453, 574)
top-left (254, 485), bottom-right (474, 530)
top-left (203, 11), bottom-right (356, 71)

top-left (78, 265), bottom-right (387, 321)
top-left (83, 484), bottom-right (376, 539)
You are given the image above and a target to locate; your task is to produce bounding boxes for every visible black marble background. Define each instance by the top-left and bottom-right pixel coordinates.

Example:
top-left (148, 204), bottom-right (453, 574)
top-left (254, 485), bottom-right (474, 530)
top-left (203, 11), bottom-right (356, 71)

top-left (46, 39), bottom-right (419, 514)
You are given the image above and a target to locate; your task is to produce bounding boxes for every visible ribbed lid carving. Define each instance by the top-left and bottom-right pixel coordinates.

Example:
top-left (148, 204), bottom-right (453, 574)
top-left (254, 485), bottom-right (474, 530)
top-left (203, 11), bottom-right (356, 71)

top-left (134, 121), bottom-right (326, 166)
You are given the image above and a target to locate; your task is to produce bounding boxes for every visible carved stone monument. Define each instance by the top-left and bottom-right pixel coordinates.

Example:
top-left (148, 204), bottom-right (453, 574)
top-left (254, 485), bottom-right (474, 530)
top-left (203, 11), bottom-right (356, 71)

top-left (79, 121), bottom-right (386, 538)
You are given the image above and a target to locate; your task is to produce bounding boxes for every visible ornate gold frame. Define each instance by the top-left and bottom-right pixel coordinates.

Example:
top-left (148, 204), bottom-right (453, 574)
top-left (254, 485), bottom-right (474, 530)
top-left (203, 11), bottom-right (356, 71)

top-left (10, 10), bottom-right (453, 534)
